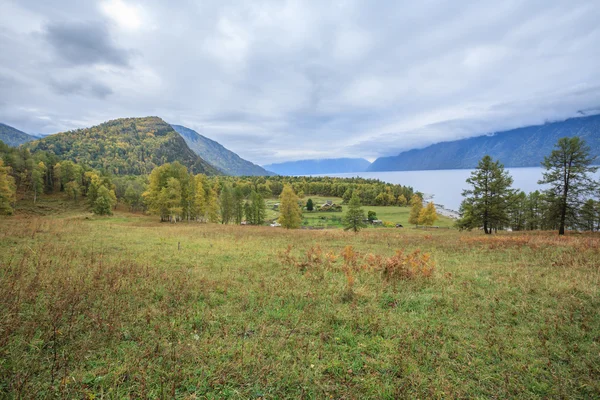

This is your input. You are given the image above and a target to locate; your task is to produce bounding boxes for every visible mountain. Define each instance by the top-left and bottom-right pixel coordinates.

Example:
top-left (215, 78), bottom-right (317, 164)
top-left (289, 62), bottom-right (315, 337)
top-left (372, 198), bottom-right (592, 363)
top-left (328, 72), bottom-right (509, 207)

top-left (369, 114), bottom-right (600, 171)
top-left (0, 123), bottom-right (39, 147)
top-left (263, 158), bottom-right (372, 175)
top-left (26, 117), bottom-right (220, 176)
top-left (171, 124), bottom-right (273, 176)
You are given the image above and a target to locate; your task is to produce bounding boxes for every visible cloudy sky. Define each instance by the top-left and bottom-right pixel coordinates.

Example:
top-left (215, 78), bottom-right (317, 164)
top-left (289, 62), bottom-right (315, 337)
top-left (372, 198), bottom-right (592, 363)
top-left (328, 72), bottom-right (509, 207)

top-left (0, 0), bottom-right (599, 164)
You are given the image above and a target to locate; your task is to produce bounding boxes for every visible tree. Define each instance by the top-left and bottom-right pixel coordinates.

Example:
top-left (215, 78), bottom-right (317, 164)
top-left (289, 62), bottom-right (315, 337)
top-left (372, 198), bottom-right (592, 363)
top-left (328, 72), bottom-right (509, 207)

top-left (93, 185), bottom-right (117, 215)
top-left (65, 180), bottom-right (81, 201)
top-left (31, 162), bottom-right (46, 203)
top-left (232, 187), bottom-right (244, 224)
top-left (508, 191), bottom-right (527, 231)
top-left (344, 193), bottom-right (367, 233)
top-left (367, 210), bottom-right (377, 221)
top-left (458, 155), bottom-right (515, 234)
top-left (539, 137), bottom-right (598, 235)
top-left (219, 185), bottom-right (234, 224)
top-left (306, 198), bottom-right (314, 211)
top-left (278, 185), bottom-right (302, 229)
top-left (418, 201), bottom-right (438, 227)
top-left (206, 188), bottom-right (220, 223)
top-left (249, 190), bottom-right (266, 225)
top-left (408, 194), bottom-right (423, 227)
top-left (163, 177), bottom-right (183, 222)
top-left (397, 194), bottom-right (408, 206)
top-left (143, 162), bottom-right (189, 222)
top-left (192, 174), bottom-right (207, 221)
top-left (0, 160), bottom-right (16, 215)
top-left (579, 199), bottom-right (598, 232)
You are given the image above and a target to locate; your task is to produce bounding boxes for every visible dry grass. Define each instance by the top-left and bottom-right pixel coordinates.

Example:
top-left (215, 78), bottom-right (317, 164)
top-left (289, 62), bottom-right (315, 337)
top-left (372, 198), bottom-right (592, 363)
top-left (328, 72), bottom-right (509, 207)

top-left (1, 211), bottom-right (599, 398)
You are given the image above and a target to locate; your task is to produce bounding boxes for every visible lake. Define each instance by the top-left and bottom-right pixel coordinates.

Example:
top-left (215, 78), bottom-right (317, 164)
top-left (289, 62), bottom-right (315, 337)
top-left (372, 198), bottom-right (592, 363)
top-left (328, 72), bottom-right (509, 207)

top-left (313, 167), bottom-right (600, 212)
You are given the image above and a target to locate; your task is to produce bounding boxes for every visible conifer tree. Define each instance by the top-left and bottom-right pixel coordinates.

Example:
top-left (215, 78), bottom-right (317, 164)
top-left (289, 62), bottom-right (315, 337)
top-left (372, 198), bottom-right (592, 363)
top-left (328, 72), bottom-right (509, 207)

top-left (306, 198), bottom-right (314, 211)
top-left (278, 185), bottom-right (302, 229)
top-left (458, 155), bottom-right (515, 234)
top-left (539, 137), bottom-right (598, 235)
top-left (344, 193), bottom-right (367, 233)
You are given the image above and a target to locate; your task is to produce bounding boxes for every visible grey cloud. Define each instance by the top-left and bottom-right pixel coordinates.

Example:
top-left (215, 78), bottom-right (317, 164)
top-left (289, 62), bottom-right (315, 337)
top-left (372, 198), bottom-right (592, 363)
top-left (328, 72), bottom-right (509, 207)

top-left (49, 78), bottom-right (113, 99)
top-left (1, 0), bottom-right (599, 165)
top-left (43, 21), bottom-right (130, 66)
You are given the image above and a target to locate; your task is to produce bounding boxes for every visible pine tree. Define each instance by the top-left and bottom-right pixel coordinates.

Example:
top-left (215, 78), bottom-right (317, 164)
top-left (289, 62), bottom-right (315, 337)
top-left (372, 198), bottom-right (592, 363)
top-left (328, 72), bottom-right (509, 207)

top-left (278, 185), bottom-right (302, 229)
top-left (418, 201), bottom-right (438, 227)
top-left (458, 155), bottom-right (515, 234)
top-left (344, 193), bottom-right (367, 233)
top-left (539, 137), bottom-right (598, 235)
top-left (0, 160), bottom-right (16, 215)
top-left (579, 199), bottom-right (598, 232)
top-left (306, 198), bottom-right (314, 211)
top-left (408, 194), bottom-right (423, 227)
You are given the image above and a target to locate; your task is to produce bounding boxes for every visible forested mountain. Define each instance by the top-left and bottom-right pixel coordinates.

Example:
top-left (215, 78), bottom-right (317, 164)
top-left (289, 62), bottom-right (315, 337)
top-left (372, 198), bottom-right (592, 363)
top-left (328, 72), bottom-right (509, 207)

top-left (0, 123), bottom-right (38, 147)
top-left (171, 124), bottom-right (273, 176)
top-left (263, 158), bottom-right (372, 175)
top-left (26, 117), bottom-right (220, 176)
top-left (369, 114), bottom-right (600, 171)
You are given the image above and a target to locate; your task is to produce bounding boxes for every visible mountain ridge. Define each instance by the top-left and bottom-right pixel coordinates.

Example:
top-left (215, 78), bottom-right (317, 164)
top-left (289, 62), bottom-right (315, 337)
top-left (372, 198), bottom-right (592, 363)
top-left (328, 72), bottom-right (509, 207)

top-left (25, 117), bottom-right (220, 176)
top-left (0, 123), bottom-right (39, 147)
top-left (263, 158), bottom-right (371, 175)
top-left (170, 124), bottom-right (273, 176)
top-left (369, 114), bottom-right (600, 171)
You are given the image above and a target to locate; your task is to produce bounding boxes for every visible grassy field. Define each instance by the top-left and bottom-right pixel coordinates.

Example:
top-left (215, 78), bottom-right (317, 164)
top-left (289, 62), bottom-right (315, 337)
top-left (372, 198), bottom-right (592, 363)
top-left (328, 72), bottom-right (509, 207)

top-left (1, 205), bottom-right (599, 398)
top-left (265, 196), bottom-right (455, 229)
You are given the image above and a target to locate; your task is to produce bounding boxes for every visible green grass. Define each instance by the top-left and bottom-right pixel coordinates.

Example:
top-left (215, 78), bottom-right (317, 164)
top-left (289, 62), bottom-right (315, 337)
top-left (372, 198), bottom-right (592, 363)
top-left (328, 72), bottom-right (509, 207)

top-left (1, 202), bottom-right (599, 398)
top-left (265, 196), bottom-right (455, 229)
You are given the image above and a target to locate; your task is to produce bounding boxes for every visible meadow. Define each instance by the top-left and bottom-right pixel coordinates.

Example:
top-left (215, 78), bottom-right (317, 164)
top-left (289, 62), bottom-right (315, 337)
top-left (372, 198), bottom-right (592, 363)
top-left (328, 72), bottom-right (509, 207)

top-left (265, 196), bottom-right (455, 229)
top-left (0, 205), bottom-right (599, 398)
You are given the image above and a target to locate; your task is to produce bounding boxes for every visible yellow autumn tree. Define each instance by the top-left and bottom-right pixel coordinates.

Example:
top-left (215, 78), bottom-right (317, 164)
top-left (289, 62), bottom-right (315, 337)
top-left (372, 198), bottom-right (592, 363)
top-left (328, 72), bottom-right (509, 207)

top-left (418, 201), bottom-right (438, 227)
top-left (408, 193), bottom-right (423, 226)
top-left (278, 184), bottom-right (302, 229)
top-left (0, 160), bottom-right (16, 215)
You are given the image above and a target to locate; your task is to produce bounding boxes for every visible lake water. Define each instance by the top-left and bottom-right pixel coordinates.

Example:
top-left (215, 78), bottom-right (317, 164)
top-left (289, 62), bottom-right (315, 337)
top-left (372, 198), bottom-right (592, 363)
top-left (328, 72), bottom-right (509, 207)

top-left (313, 167), bottom-right (600, 212)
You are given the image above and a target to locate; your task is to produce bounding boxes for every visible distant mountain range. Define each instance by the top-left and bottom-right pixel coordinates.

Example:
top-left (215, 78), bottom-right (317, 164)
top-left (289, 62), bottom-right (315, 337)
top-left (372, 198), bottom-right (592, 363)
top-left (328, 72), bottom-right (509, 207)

top-left (369, 114), bottom-right (600, 171)
top-left (171, 125), bottom-right (273, 176)
top-left (25, 117), bottom-right (220, 176)
top-left (0, 123), bottom-right (39, 147)
top-left (263, 158), bottom-right (371, 175)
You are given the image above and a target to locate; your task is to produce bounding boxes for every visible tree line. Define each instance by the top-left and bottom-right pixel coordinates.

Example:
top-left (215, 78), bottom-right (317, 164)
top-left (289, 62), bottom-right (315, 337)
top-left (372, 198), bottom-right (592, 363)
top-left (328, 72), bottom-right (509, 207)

top-left (457, 137), bottom-right (599, 235)
top-left (0, 141), bottom-right (117, 215)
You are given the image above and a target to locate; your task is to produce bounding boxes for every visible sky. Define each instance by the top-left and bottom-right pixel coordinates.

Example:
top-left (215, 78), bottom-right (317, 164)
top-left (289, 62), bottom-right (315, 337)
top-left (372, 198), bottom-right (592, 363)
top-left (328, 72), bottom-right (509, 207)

top-left (0, 0), bottom-right (599, 165)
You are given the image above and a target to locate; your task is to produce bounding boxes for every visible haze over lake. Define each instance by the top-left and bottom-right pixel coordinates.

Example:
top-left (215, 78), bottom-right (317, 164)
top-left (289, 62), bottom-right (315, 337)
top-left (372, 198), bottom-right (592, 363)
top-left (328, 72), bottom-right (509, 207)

top-left (313, 167), bottom-right (600, 211)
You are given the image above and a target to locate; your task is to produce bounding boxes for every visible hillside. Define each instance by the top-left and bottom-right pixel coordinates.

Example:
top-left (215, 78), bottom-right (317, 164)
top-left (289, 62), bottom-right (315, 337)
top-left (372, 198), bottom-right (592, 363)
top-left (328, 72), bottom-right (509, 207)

top-left (263, 158), bottom-right (371, 175)
top-left (369, 114), bottom-right (600, 171)
top-left (26, 117), bottom-right (220, 176)
top-left (171, 124), bottom-right (273, 176)
top-left (0, 123), bottom-right (38, 147)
